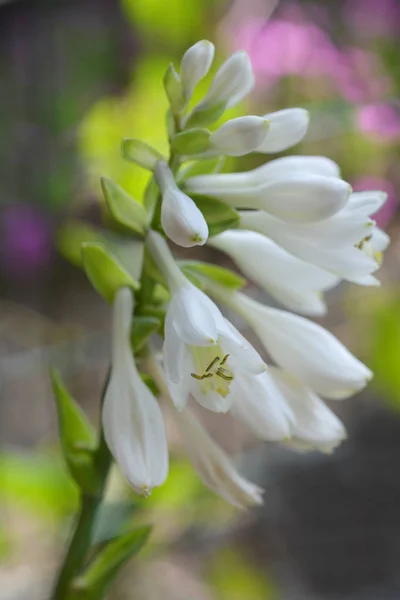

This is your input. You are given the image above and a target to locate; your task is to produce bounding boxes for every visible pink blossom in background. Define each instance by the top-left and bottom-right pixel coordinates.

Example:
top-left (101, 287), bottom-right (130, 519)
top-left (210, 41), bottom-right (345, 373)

top-left (345, 0), bottom-right (400, 39)
top-left (352, 176), bottom-right (397, 228)
top-left (0, 205), bottom-right (52, 278)
top-left (356, 104), bottom-right (400, 142)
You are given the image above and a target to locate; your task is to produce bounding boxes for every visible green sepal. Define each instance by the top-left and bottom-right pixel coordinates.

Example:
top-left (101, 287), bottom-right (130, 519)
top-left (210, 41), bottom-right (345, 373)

top-left (70, 526), bottom-right (151, 600)
top-left (180, 268), bottom-right (205, 290)
top-left (82, 242), bottom-right (140, 303)
top-left (171, 128), bottom-right (211, 155)
top-left (91, 502), bottom-right (138, 547)
top-left (163, 63), bottom-right (185, 116)
top-left (101, 177), bottom-right (148, 236)
top-left (131, 316), bottom-right (161, 354)
top-left (140, 373), bottom-right (159, 396)
top-left (143, 176), bottom-right (160, 220)
top-left (57, 221), bottom-right (105, 267)
top-left (180, 261), bottom-right (246, 290)
top-left (177, 156), bottom-right (226, 182)
top-left (50, 369), bottom-right (98, 494)
top-left (185, 102), bottom-right (226, 128)
top-left (190, 195), bottom-right (240, 236)
top-left (121, 138), bottom-right (165, 171)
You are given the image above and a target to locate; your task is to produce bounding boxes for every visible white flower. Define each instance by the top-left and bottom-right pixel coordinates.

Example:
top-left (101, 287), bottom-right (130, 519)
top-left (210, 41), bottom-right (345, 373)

top-left (146, 230), bottom-right (265, 413)
top-left (224, 291), bottom-right (372, 400)
top-left (180, 40), bottom-right (215, 100)
top-left (240, 189), bottom-right (388, 283)
top-left (195, 50), bottom-right (254, 112)
top-left (185, 169), bottom-right (351, 223)
top-left (269, 368), bottom-right (346, 453)
top-left (154, 161), bottom-right (208, 248)
top-left (209, 116), bottom-right (270, 156)
top-left (209, 229), bottom-right (339, 315)
top-left (175, 408), bottom-right (264, 508)
top-left (102, 287), bottom-right (169, 496)
top-left (257, 108), bottom-right (310, 153)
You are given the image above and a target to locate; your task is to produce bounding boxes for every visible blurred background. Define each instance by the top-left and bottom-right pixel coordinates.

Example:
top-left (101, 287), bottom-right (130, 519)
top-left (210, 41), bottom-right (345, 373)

top-left (1, 0), bottom-right (400, 598)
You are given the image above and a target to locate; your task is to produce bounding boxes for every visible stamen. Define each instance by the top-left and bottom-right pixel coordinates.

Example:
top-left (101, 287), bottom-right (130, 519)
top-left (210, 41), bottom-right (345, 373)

top-left (206, 356), bottom-right (220, 372)
top-left (220, 353), bottom-right (230, 366)
top-left (216, 368), bottom-right (234, 381)
top-left (191, 372), bottom-right (214, 380)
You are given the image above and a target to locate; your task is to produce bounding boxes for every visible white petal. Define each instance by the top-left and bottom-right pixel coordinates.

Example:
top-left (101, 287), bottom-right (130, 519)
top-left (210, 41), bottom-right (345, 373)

top-left (169, 284), bottom-right (219, 346)
top-left (371, 227), bottom-right (390, 252)
top-left (236, 294), bottom-right (372, 399)
top-left (269, 368), bottom-right (346, 453)
top-left (231, 371), bottom-right (294, 440)
top-left (349, 190), bottom-right (388, 216)
top-left (161, 186), bottom-right (208, 248)
top-left (199, 50), bottom-right (254, 110)
top-left (176, 408), bottom-right (263, 508)
top-left (190, 382), bottom-right (234, 413)
top-left (218, 318), bottom-right (266, 375)
top-left (163, 311), bottom-right (185, 384)
top-left (257, 108), bottom-right (309, 153)
top-left (180, 40), bottom-right (215, 99)
top-left (164, 346), bottom-right (192, 410)
top-left (209, 116), bottom-right (269, 156)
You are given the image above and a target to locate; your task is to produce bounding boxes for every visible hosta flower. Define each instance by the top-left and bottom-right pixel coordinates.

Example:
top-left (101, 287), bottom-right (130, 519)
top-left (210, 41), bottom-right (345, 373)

top-left (146, 230), bottom-right (265, 413)
top-left (185, 164), bottom-right (351, 222)
top-left (102, 287), bottom-right (169, 496)
top-left (209, 116), bottom-right (270, 156)
top-left (180, 40), bottom-right (215, 100)
top-left (154, 161), bottom-right (208, 248)
top-left (240, 189), bottom-right (388, 284)
top-left (175, 408), bottom-right (264, 508)
top-left (227, 291), bottom-right (372, 400)
top-left (257, 108), bottom-right (310, 153)
top-left (209, 229), bottom-right (339, 315)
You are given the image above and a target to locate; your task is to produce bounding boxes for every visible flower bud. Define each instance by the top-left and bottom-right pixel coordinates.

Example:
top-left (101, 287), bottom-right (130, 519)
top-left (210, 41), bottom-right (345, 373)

top-left (258, 108), bottom-right (310, 153)
top-left (209, 116), bottom-right (269, 156)
top-left (180, 40), bottom-right (215, 100)
top-left (154, 161), bottom-right (208, 247)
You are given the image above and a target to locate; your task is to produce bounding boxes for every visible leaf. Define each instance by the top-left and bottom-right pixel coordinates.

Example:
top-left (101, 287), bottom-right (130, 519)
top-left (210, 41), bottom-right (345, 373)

top-left (131, 315), bottom-right (161, 353)
top-left (180, 261), bottom-right (246, 290)
top-left (191, 194), bottom-right (240, 236)
top-left (57, 221), bottom-right (105, 267)
top-left (50, 370), bottom-right (98, 493)
top-left (101, 177), bottom-right (148, 235)
top-left (121, 138), bottom-right (165, 171)
top-left (163, 63), bottom-right (185, 116)
top-left (177, 156), bottom-right (226, 181)
top-left (91, 502), bottom-right (137, 547)
top-left (82, 242), bottom-right (140, 303)
top-left (171, 128), bottom-right (211, 155)
top-left (72, 526), bottom-right (151, 599)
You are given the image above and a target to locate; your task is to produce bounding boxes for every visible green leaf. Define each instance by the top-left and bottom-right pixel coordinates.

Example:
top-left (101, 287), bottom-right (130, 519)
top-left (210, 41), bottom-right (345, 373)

top-left (177, 156), bottom-right (226, 181)
top-left (50, 370), bottom-right (98, 493)
top-left (121, 138), bottom-right (165, 171)
top-left (163, 63), bottom-right (185, 116)
top-left (186, 102), bottom-right (226, 128)
top-left (180, 261), bottom-right (246, 290)
top-left (82, 242), bottom-right (140, 303)
top-left (91, 502), bottom-right (137, 547)
top-left (190, 195), bottom-right (240, 236)
top-left (101, 177), bottom-right (148, 235)
top-left (171, 128), bottom-right (211, 155)
top-left (131, 315), bottom-right (161, 353)
top-left (57, 221), bottom-right (105, 267)
top-left (72, 526), bottom-right (151, 599)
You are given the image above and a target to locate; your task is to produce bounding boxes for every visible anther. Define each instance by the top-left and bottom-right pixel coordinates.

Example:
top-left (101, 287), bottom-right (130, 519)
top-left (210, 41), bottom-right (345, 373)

top-left (206, 356), bottom-right (220, 372)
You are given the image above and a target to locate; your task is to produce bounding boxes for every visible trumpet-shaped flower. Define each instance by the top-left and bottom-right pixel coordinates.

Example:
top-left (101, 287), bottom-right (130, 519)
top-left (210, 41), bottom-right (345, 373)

top-left (146, 230), bottom-right (265, 413)
top-left (175, 408), bottom-right (264, 508)
top-left (180, 40), bottom-right (215, 100)
top-left (220, 290), bottom-right (372, 400)
top-left (209, 116), bottom-right (270, 156)
top-left (209, 230), bottom-right (339, 315)
top-left (102, 287), bottom-right (169, 496)
top-left (257, 108), bottom-right (310, 153)
top-left (155, 161), bottom-right (208, 248)
top-left (240, 189), bottom-right (388, 283)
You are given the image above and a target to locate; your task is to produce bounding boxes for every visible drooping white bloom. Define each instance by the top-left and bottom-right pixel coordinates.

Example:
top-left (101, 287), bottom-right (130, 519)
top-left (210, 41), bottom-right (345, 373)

top-left (102, 287), bottom-right (169, 496)
top-left (257, 108), bottom-right (310, 153)
top-left (154, 161), bottom-right (208, 248)
top-left (185, 170), bottom-right (351, 222)
top-left (218, 290), bottom-right (372, 400)
top-left (194, 50), bottom-right (254, 112)
top-left (209, 116), bottom-right (270, 156)
top-left (209, 230), bottom-right (339, 315)
top-left (146, 230), bottom-right (266, 413)
top-left (175, 408), bottom-right (264, 508)
top-left (180, 40), bottom-right (215, 100)
top-left (269, 368), bottom-right (347, 453)
top-left (240, 189), bottom-right (388, 283)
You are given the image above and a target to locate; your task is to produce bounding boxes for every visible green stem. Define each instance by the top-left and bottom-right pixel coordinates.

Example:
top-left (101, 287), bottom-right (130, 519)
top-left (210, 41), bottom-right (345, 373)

top-left (52, 371), bottom-right (112, 600)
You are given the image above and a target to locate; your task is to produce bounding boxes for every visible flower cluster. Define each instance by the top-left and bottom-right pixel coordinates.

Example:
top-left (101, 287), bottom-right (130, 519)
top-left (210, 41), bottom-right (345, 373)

top-left (79, 41), bottom-right (389, 508)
